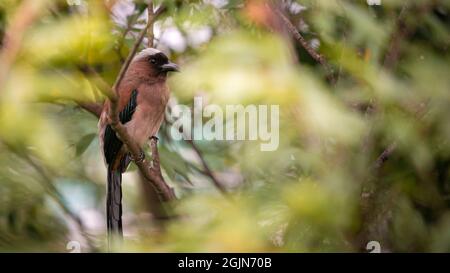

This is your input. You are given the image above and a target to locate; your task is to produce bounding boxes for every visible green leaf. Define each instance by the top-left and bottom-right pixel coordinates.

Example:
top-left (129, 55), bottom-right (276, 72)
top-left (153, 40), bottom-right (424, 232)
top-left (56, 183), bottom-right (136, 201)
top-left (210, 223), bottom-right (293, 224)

top-left (75, 133), bottom-right (96, 157)
top-left (159, 145), bottom-right (192, 183)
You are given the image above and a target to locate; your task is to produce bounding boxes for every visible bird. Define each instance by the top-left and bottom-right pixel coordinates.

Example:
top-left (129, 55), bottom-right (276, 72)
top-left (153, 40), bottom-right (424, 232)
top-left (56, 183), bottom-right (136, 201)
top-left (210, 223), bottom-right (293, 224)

top-left (98, 48), bottom-right (179, 240)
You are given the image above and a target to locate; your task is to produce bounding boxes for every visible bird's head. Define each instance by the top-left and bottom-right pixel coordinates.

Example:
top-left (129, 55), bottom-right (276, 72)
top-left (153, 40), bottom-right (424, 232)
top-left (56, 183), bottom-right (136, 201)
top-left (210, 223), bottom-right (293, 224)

top-left (131, 48), bottom-right (179, 78)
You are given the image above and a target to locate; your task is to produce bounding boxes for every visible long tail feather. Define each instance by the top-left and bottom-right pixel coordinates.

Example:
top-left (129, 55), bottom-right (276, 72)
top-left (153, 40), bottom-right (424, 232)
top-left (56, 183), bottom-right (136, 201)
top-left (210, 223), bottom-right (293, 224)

top-left (107, 165), bottom-right (123, 239)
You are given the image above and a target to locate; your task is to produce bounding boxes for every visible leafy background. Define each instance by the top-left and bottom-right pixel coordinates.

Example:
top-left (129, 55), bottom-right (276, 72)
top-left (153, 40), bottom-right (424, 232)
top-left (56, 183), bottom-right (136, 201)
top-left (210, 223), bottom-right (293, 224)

top-left (0, 0), bottom-right (449, 252)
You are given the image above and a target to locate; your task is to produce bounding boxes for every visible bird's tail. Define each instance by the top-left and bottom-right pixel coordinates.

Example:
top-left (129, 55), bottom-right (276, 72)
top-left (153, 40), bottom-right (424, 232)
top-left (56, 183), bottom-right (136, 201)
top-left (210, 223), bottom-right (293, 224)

top-left (107, 165), bottom-right (123, 240)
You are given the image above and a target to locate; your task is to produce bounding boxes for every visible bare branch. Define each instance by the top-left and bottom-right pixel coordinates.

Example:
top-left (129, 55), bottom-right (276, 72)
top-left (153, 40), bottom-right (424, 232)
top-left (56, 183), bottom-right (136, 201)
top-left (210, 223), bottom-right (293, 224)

top-left (383, 5), bottom-right (410, 70)
top-left (147, 1), bottom-right (155, 48)
top-left (111, 26), bottom-right (148, 98)
top-left (164, 112), bottom-right (228, 195)
top-left (114, 2), bottom-right (166, 62)
top-left (383, 4), bottom-right (433, 70)
top-left (373, 4), bottom-right (433, 171)
top-left (115, 18), bottom-right (135, 63)
top-left (373, 142), bottom-right (398, 171)
top-left (77, 101), bottom-right (102, 118)
top-left (154, 5), bottom-right (167, 18)
top-left (274, 8), bottom-right (335, 83)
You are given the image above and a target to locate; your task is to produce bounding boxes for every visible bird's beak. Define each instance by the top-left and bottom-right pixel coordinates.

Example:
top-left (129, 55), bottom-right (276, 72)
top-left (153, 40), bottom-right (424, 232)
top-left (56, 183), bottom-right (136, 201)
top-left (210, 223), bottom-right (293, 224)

top-left (160, 62), bottom-right (180, 72)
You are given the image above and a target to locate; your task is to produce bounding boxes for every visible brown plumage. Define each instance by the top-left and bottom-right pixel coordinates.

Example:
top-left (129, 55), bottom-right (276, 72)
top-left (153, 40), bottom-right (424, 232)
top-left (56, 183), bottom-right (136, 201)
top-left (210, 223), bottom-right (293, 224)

top-left (98, 48), bottom-right (178, 238)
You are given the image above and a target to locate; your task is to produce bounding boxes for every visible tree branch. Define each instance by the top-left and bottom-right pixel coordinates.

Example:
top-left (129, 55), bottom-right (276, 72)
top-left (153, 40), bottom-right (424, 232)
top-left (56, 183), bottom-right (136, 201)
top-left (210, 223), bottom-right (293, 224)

top-left (114, 2), bottom-right (167, 63)
top-left (274, 8), bottom-right (335, 83)
top-left (164, 111), bottom-right (228, 195)
top-left (373, 142), bottom-right (397, 171)
top-left (383, 5), bottom-right (410, 70)
top-left (115, 16), bottom-right (135, 63)
top-left (76, 101), bottom-right (102, 117)
top-left (147, 1), bottom-right (155, 48)
top-left (373, 4), bottom-right (433, 170)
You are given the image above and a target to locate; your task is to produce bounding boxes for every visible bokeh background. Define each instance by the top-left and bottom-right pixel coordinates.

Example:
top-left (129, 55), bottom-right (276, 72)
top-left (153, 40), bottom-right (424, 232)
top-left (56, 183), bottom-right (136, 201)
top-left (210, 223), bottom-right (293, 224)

top-left (0, 0), bottom-right (449, 252)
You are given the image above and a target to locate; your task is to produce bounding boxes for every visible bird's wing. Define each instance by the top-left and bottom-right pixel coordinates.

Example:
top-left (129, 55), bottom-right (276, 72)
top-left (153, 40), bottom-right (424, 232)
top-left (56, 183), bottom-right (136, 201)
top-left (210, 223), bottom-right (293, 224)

top-left (103, 89), bottom-right (138, 166)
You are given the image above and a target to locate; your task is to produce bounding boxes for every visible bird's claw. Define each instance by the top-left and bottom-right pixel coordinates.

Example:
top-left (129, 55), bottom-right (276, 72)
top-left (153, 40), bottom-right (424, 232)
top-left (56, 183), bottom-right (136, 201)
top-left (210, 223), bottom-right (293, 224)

top-left (130, 150), bottom-right (145, 163)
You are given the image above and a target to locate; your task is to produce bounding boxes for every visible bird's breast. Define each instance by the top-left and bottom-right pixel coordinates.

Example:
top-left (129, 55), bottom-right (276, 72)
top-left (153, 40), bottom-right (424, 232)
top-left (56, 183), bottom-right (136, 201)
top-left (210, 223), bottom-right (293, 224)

top-left (124, 82), bottom-right (170, 147)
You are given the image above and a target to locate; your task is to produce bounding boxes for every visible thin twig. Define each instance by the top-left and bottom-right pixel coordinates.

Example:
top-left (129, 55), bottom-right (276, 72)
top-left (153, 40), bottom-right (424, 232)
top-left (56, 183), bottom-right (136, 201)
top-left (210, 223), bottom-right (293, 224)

top-left (383, 5), bottom-right (410, 70)
top-left (372, 101), bottom-right (429, 171)
top-left (154, 5), bottom-right (167, 18)
top-left (373, 142), bottom-right (398, 171)
top-left (75, 4), bottom-right (168, 118)
top-left (115, 19), bottom-right (134, 63)
top-left (186, 139), bottom-right (227, 195)
top-left (134, 2), bottom-right (177, 224)
top-left (114, 3), bottom-right (166, 63)
top-left (274, 8), bottom-right (335, 83)
top-left (164, 109), bottom-right (228, 195)
top-left (147, 1), bottom-right (155, 48)
top-left (111, 29), bottom-right (147, 96)
top-left (76, 101), bottom-right (102, 117)
top-left (373, 4), bottom-right (433, 170)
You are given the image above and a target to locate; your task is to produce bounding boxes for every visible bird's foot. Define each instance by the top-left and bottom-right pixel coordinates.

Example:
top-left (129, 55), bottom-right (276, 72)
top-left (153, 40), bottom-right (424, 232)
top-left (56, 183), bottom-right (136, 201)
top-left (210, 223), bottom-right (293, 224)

top-left (150, 135), bottom-right (159, 142)
top-left (130, 149), bottom-right (145, 163)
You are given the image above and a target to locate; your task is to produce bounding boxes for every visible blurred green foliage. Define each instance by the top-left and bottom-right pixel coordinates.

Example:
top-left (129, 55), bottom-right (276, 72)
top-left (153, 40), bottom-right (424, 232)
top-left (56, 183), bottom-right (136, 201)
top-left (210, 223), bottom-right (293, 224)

top-left (0, 0), bottom-right (449, 252)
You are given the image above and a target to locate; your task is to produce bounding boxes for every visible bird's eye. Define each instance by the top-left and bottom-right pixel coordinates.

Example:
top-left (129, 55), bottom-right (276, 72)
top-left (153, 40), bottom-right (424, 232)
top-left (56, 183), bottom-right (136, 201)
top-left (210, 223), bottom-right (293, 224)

top-left (149, 58), bottom-right (156, 64)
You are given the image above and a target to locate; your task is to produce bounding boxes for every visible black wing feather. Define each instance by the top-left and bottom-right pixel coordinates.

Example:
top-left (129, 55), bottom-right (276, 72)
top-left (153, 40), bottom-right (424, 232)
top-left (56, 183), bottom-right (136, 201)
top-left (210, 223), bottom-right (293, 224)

top-left (104, 89), bottom-right (138, 165)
